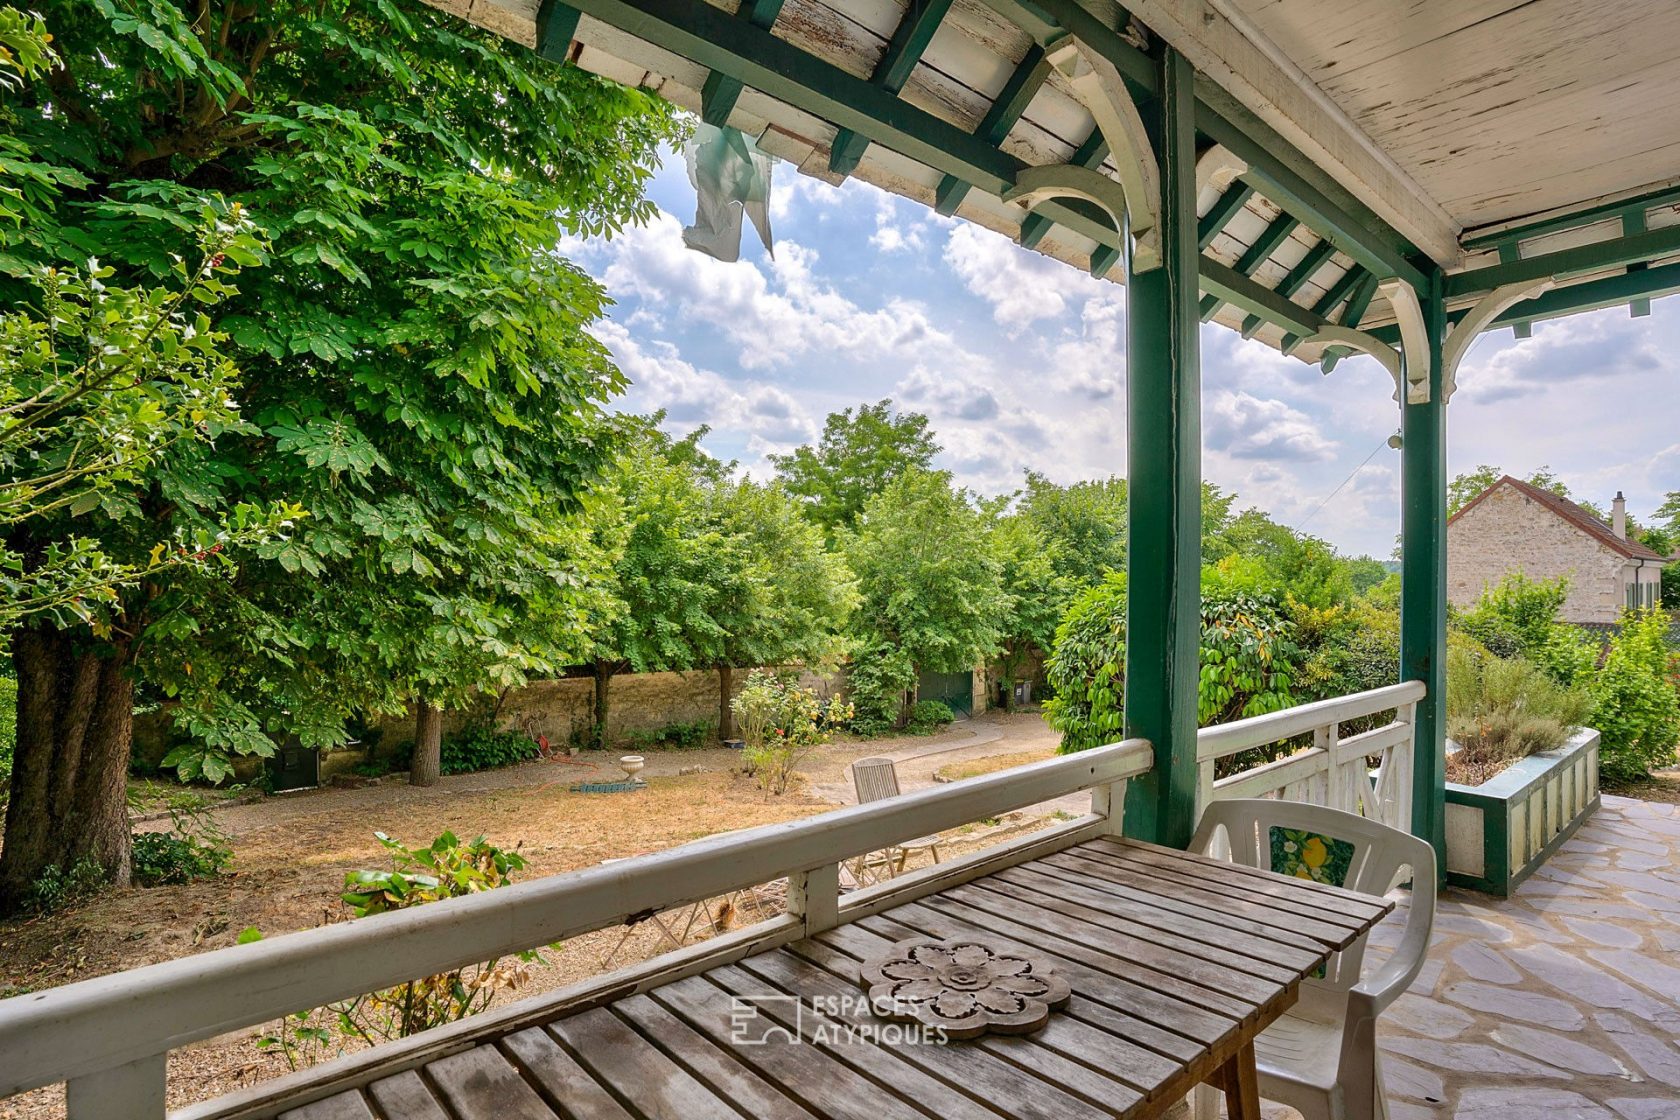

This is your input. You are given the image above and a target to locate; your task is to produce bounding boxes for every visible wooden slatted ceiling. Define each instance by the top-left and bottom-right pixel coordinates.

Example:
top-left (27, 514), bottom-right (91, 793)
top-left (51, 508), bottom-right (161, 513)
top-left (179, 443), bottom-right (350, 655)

top-left (270, 838), bottom-right (1392, 1120)
top-left (1229, 0), bottom-right (1680, 231)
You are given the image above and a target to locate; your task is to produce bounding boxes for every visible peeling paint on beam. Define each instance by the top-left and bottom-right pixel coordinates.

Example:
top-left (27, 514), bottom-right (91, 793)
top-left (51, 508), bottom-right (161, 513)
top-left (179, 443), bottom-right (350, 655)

top-left (699, 0), bottom-right (785, 126)
top-left (1460, 183), bottom-right (1680, 251)
top-left (1280, 265), bottom-right (1367, 355)
top-left (936, 44), bottom-right (1053, 215)
top-left (1444, 222), bottom-right (1680, 298)
top-left (829, 0), bottom-right (956, 178)
top-left (1197, 183), bottom-right (1253, 251)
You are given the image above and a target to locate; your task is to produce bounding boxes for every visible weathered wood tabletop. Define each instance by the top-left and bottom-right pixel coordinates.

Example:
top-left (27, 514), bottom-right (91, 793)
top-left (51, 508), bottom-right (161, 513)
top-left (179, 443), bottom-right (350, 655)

top-left (279, 835), bottom-right (1394, 1120)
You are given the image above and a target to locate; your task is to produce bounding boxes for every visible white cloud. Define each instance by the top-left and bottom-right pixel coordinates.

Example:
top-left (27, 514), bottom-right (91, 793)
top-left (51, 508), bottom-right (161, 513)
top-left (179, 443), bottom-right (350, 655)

top-left (943, 223), bottom-right (1120, 333)
top-left (1205, 390), bottom-right (1340, 462)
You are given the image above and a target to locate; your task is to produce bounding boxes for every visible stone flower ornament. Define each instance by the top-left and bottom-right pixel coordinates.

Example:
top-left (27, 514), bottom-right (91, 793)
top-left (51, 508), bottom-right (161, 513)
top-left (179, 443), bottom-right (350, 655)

top-left (860, 937), bottom-right (1070, 1038)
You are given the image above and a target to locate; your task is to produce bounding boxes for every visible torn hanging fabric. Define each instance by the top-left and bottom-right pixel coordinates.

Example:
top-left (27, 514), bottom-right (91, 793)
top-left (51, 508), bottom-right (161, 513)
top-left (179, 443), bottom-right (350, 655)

top-left (682, 123), bottom-right (774, 263)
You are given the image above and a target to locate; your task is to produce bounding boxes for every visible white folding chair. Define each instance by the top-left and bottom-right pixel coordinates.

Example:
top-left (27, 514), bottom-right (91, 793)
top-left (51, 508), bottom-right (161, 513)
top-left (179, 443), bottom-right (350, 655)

top-left (850, 756), bottom-right (943, 882)
top-left (1189, 799), bottom-right (1437, 1120)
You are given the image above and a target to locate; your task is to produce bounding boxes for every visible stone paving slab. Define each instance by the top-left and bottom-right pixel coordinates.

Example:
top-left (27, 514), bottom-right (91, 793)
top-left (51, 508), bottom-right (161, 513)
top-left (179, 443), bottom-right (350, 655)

top-left (1222, 796), bottom-right (1680, 1120)
top-left (1372, 795), bottom-right (1680, 1119)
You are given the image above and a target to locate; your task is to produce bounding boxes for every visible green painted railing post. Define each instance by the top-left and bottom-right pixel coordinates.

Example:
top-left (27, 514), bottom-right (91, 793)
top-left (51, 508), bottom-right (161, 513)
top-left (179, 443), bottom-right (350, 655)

top-left (1400, 268), bottom-right (1448, 873)
top-left (1121, 46), bottom-right (1201, 849)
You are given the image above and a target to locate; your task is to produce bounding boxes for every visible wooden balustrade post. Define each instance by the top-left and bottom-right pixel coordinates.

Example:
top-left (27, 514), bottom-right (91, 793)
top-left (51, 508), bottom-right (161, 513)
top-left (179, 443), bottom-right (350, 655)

top-left (67, 1053), bottom-right (166, 1120)
top-left (789, 863), bottom-right (839, 936)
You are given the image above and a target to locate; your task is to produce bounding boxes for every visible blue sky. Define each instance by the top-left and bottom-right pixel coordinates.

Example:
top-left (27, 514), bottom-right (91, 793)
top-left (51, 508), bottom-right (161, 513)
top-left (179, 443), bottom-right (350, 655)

top-left (565, 147), bottom-right (1680, 559)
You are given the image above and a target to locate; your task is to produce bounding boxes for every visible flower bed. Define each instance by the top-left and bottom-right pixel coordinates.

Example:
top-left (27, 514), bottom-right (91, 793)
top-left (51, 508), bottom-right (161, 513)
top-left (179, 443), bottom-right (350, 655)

top-left (1444, 727), bottom-right (1600, 896)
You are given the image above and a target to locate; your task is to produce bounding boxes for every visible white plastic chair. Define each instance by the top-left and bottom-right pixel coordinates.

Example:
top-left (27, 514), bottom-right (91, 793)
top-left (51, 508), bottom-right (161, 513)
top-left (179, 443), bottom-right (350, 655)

top-left (850, 756), bottom-right (943, 881)
top-left (1189, 799), bottom-right (1437, 1120)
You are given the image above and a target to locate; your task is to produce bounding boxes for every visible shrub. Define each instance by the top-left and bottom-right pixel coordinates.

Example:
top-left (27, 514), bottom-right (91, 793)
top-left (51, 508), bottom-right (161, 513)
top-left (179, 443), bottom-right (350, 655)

top-left (439, 728), bottom-right (538, 774)
top-left (132, 831), bottom-right (228, 885)
top-left (257, 830), bottom-right (546, 1069)
top-left (733, 671), bottom-right (850, 794)
top-left (1464, 573), bottom-right (1571, 652)
top-left (130, 788), bottom-right (235, 886)
top-left (628, 719), bottom-right (715, 750)
top-left (906, 699), bottom-right (955, 735)
top-left (24, 857), bottom-right (106, 913)
top-left (847, 641), bottom-right (915, 732)
top-left (1589, 610), bottom-right (1680, 783)
top-left (1446, 648), bottom-right (1589, 776)
top-left (1043, 574), bottom-right (1128, 754)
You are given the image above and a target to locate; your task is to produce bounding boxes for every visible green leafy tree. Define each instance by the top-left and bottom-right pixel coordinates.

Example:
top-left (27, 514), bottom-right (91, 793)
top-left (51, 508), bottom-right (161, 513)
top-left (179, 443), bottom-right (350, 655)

top-left (770, 400), bottom-right (939, 532)
top-left (1014, 472), bottom-right (1128, 587)
top-left (702, 478), bottom-right (855, 740)
top-left (842, 468), bottom-right (1005, 724)
top-left (988, 511), bottom-right (1066, 709)
top-left (580, 424), bottom-right (727, 747)
top-left (1204, 508), bottom-right (1356, 610)
top-left (0, 0), bottom-right (677, 906)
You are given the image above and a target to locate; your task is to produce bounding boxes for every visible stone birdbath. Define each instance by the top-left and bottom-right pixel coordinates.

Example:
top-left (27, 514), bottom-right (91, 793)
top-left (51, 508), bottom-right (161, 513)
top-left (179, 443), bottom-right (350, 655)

top-left (619, 755), bottom-right (646, 783)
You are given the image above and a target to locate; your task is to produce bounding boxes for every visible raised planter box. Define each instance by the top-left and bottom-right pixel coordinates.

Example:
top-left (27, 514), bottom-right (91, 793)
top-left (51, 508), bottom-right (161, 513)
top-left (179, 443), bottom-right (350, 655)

top-left (1444, 727), bottom-right (1600, 896)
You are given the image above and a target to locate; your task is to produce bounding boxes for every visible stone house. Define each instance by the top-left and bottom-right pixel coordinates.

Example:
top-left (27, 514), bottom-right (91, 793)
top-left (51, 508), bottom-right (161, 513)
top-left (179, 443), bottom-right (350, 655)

top-left (1448, 476), bottom-right (1665, 625)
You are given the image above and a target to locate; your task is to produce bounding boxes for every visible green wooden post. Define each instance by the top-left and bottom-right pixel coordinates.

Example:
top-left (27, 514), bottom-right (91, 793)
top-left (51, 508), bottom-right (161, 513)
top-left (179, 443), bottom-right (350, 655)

top-left (1400, 268), bottom-right (1448, 872)
top-left (1121, 47), bottom-right (1201, 848)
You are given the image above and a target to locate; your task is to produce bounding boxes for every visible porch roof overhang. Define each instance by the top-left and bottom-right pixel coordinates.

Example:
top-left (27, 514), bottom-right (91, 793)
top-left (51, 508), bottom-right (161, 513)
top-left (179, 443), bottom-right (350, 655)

top-left (433, 0), bottom-right (1680, 372)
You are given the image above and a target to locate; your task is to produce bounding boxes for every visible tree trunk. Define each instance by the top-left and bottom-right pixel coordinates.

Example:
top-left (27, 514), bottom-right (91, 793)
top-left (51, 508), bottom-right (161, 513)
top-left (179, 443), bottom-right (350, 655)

top-left (410, 699), bottom-right (442, 787)
top-left (0, 625), bottom-right (135, 914)
top-left (592, 661), bottom-right (614, 749)
top-left (717, 664), bottom-right (736, 742)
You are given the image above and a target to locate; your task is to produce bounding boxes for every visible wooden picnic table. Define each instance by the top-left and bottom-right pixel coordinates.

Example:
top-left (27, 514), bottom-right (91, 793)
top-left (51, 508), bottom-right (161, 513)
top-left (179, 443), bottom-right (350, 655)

top-left (279, 834), bottom-right (1394, 1120)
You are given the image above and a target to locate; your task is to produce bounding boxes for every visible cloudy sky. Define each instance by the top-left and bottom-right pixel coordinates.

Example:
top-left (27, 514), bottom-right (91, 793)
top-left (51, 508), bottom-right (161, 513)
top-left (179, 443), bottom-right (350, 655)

top-left (564, 148), bottom-right (1679, 559)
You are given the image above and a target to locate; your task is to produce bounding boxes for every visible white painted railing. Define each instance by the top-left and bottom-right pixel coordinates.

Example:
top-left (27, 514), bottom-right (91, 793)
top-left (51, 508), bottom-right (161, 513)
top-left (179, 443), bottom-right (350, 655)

top-left (1195, 681), bottom-right (1425, 833)
top-left (0, 736), bottom-right (1153, 1119)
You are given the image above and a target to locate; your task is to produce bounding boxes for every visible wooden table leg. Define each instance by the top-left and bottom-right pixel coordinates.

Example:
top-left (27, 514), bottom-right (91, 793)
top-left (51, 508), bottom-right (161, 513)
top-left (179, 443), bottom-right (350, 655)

top-left (1213, 1041), bottom-right (1261, 1120)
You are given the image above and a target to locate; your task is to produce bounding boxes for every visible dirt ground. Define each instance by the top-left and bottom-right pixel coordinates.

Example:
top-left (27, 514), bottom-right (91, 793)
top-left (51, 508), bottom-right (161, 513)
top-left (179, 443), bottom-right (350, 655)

top-left (0, 712), bottom-right (1059, 1119)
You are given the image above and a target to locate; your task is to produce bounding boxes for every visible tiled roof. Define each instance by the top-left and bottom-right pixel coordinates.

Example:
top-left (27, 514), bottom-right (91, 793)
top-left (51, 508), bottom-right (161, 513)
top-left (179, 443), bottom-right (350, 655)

top-left (1449, 476), bottom-right (1667, 562)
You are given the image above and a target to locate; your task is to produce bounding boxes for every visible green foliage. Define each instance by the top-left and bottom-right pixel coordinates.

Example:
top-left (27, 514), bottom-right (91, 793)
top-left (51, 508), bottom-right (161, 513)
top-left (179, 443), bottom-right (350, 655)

top-left (0, 218), bottom-right (296, 630)
top-left (128, 785), bottom-right (234, 885)
top-left (1589, 611), bottom-right (1680, 783)
top-left (906, 699), bottom-right (955, 735)
top-left (3, 0), bottom-right (679, 789)
top-left (23, 856), bottom-right (105, 913)
top-left (131, 830), bottom-right (228, 886)
top-left (1197, 592), bottom-right (1301, 726)
top-left (1446, 647), bottom-right (1589, 771)
top-left (1012, 471), bottom-right (1128, 588)
top-left (731, 671), bottom-right (850, 794)
top-left (259, 830), bottom-right (547, 1069)
top-left (1046, 579), bottom-right (1303, 758)
top-left (1203, 509), bottom-right (1357, 611)
top-left (1461, 573), bottom-right (1571, 654)
top-left (439, 728), bottom-right (538, 775)
top-left (1663, 561), bottom-right (1680, 607)
top-left (843, 468), bottom-right (1005, 677)
top-left (846, 641), bottom-right (916, 734)
top-left (770, 400), bottom-right (939, 533)
top-left (1043, 574), bottom-right (1127, 754)
top-left (628, 719), bottom-right (715, 750)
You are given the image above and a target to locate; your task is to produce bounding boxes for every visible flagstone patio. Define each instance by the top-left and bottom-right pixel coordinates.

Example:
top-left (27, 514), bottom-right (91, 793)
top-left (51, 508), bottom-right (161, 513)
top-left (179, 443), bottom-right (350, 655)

top-left (1365, 794), bottom-right (1680, 1120)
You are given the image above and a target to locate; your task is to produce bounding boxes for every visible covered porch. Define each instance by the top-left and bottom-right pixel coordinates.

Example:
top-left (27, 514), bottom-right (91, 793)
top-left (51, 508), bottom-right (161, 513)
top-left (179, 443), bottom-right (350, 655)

top-left (5, 0), bottom-right (1680, 1116)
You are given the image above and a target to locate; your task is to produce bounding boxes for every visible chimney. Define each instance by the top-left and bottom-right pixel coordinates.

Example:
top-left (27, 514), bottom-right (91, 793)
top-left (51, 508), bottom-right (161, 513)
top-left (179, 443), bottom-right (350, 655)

top-left (1613, 491), bottom-right (1627, 539)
